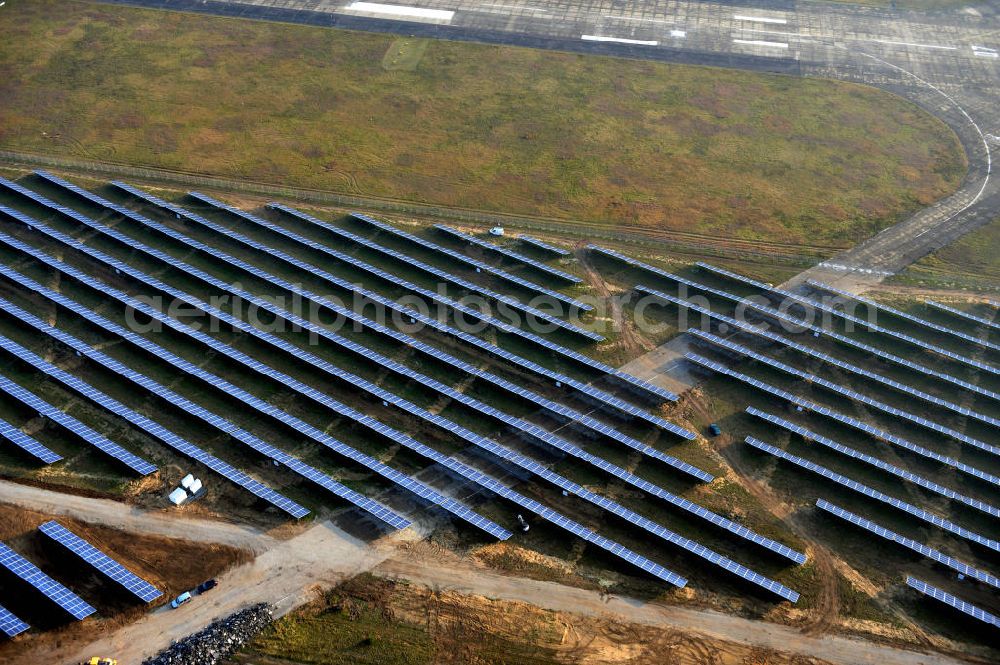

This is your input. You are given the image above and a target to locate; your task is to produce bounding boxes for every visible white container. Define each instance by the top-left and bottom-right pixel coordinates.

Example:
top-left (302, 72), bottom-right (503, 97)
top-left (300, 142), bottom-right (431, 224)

top-left (181, 473), bottom-right (195, 489)
top-left (168, 487), bottom-right (188, 505)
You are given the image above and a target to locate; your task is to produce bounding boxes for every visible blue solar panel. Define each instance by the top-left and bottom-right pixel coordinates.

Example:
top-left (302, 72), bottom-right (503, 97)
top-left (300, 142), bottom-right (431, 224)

top-left (0, 416), bottom-right (62, 464)
top-left (639, 286), bottom-right (1000, 429)
top-left (816, 500), bottom-right (1000, 590)
top-left (519, 235), bottom-right (570, 257)
top-left (38, 521), bottom-right (162, 602)
top-left (433, 224), bottom-right (582, 284)
top-left (744, 436), bottom-right (1000, 553)
top-left (691, 330), bottom-right (1000, 458)
top-left (105, 181), bottom-right (669, 404)
top-left (636, 277), bottom-right (1000, 405)
top-left (0, 376), bottom-right (155, 476)
top-left (259, 201), bottom-right (599, 340)
top-left (0, 541), bottom-right (95, 620)
top-left (353, 212), bottom-right (591, 310)
top-left (685, 352), bottom-right (1000, 488)
top-left (0, 604), bottom-right (28, 638)
top-left (906, 576), bottom-right (1000, 628)
top-left (926, 300), bottom-right (1000, 332)
top-left (750, 409), bottom-right (999, 519)
top-left (807, 281), bottom-right (1000, 354)
top-left (0, 330), bottom-right (307, 518)
top-left (0, 283), bottom-right (409, 531)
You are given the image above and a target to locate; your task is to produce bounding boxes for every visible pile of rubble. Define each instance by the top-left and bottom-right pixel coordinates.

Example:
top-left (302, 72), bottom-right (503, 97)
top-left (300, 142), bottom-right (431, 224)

top-left (142, 603), bottom-right (273, 665)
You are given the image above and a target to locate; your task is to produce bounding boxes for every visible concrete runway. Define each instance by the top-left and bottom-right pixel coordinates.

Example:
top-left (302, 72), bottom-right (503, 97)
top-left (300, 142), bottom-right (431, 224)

top-left (99, 0), bottom-right (1000, 288)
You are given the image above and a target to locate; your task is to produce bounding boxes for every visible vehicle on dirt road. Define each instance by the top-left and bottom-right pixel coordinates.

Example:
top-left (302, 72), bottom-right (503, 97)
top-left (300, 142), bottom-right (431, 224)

top-left (170, 591), bottom-right (192, 609)
top-left (81, 658), bottom-right (117, 665)
top-left (196, 579), bottom-right (218, 594)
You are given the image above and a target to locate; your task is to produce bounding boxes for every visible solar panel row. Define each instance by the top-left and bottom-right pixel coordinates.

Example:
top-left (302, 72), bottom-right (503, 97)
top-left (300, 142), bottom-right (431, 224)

top-left (24, 175), bottom-right (670, 420)
top-left (0, 416), bottom-right (62, 464)
top-left (258, 200), bottom-right (600, 340)
top-left (352, 212), bottom-right (590, 310)
top-left (816, 500), bottom-right (1000, 590)
top-left (905, 576), bottom-right (1000, 628)
top-left (433, 224), bottom-right (582, 284)
top-left (806, 280), bottom-right (1000, 354)
top-left (690, 330), bottom-right (1000, 458)
top-left (107, 181), bottom-right (670, 404)
top-left (683, 353), bottom-right (1000, 488)
top-left (748, 408), bottom-right (999, 519)
top-left (0, 375), bottom-right (156, 476)
top-left (0, 332), bottom-right (310, 519)
top-left (635, 277), bottom-right (1000, 405)
top-left (38, 521), bottom-right (162, 602)
top-left (0, 541), bottom-right (95, 620)
top-left (926, 300), bottom-right (1000, 332)
top-left (519, 235), bottom-right (570, 257)
top-left (0, 278), bottom-right (411, 530)
top-left (0, 604), bottom-right (28, 638)
top-left (638, 286), bottom-right (1000, 429)
top-left (743, 435), bottom-right (1000, 553)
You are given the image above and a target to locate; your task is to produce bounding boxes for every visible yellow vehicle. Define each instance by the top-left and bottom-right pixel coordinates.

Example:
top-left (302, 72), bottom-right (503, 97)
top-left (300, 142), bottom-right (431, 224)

top-left (82, 658), bottom-right (117, 665)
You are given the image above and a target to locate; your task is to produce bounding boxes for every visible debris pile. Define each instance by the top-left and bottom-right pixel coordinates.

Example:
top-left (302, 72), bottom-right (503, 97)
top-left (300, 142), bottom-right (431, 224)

top-left (142, 603), bottom-right (272, 665)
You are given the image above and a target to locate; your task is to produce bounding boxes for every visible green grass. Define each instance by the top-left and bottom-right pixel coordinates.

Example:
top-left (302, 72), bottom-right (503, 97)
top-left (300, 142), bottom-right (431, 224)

top-left (0, 0), bottom-right (965, 250)
top-left (889, 216), bottom-right (1000, 292)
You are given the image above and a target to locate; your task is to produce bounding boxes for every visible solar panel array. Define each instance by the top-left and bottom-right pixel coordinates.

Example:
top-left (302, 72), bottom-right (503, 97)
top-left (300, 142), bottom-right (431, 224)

top-left (684, 352), bottom-right (1000, 488)
top-left (0, 331), bottom-right (309, 519)
top-left (259, 201), bottom-right (600, 340)
top-left (1, 213), bottom-right (697, 576)
top-left (744, 436), bottom-right (1000, 554)
top-left (690, 330), bottom-right (1000, 457)
top-left (0, 416), bottom-right (62, 464)
top-left (38, 521), bottom-right (163, 602)
top-left (0, 541), bottom-right (95, 620)
top-left (109, 182), bottom-right (670, 404)
top-left (816, 500), bottom-right (1000, 590)
top-left (519, 235), bottom-right (570, 257)
top-left (748, 408), bottom-right (999, 519)
top-left (352, 212), bottom-right (590, 310)
top-left (0, 374), bottom-right (156, 476)
top-left (693, 262), bottom-right (1000, 391)
top-left (38, 180), bottom-right (674, 429)
top-left (905, 576), bottom-right (1000, 628)
top-left (926, 300), bottom-right (1000, 331)
top-left (639, 286), bottom-right (999, 428)
top-left (0, 277), bottom-right (411, 530)
top-left (636, 279), bottom-right (1000, 405)
top-left (433, 224), bottom-right (582, 284)
top-left (9, 181), bottom-right (791, 589)
top-left (0, 244), bottom-right (494, 537)
top-left (806, 280), bottom-right (1000, 353)
top-left (0, 604), bottom-right (28, 638)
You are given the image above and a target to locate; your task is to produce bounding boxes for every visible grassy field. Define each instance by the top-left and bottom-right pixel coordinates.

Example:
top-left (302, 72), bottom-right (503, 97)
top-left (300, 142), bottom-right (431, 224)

top-left (888, 217), bottom-right (1000, 292)
top-left (0, 0), bottom-right (965, 250)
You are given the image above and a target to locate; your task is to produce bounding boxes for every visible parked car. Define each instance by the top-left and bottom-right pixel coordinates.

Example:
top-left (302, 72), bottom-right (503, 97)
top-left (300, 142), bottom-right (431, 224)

top-left (170, 591), bottom-right (192, 609)
top-left (708, 423), bottom-right (722, 437)
top-left (196, 579), bottom-right (218, 594)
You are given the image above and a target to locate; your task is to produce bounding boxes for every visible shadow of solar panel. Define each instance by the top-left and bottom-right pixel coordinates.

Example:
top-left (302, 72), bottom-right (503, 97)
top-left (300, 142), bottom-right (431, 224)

top-left (38, 521), bottom-right (162, 602)
top-left (683, 351), bottom-right (1000, 488)
top-left (0, 542), bottom-right (95, 620)
top-left (906, 576), bottom-right (1000, 628)
top-left (743, 435), bottom-right (1000, 554)
top-left (0, 375), bottom-right (155, 476)
top-left (816, 500), bottom-right (999, 590)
